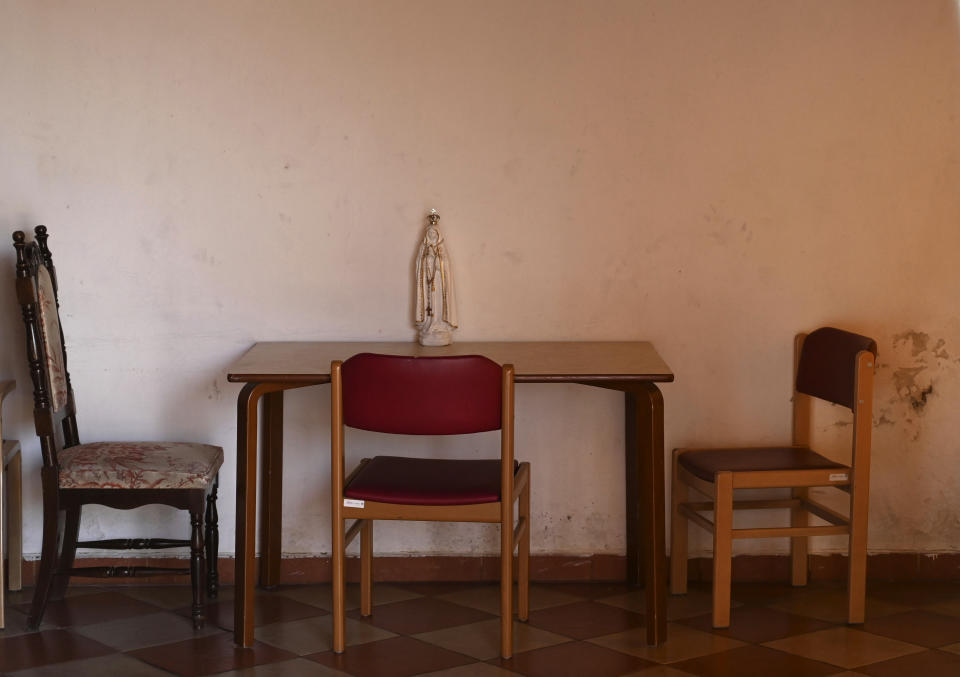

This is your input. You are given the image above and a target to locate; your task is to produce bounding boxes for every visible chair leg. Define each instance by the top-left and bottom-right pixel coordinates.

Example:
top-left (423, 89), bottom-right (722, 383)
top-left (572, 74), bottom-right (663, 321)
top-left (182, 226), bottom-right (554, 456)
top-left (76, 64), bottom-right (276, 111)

top-left (205, 476), bottom-right (220, 599)
top-left (711, 472), bottom-right (733, 628)
top-left (500, 513), bottom-right (514, 659)
top-left (190, 509), bottom-right (205, 629)
top-left (28, 479), bottom-right (64, 630)
top-left (517, 473), bottom-right (530, 622)
top-left (791, 487), bottom-right (809, 587)
top-left (847, 488), bottom-right (869, 624)
top-left (332, 515), bottom-right (346, 652)
top-left (670, 454), bottom-right (689, 595)
top-left (360, 519), bottom-right (373, 617)
top-left (50, 506), bottom-right (81, 601)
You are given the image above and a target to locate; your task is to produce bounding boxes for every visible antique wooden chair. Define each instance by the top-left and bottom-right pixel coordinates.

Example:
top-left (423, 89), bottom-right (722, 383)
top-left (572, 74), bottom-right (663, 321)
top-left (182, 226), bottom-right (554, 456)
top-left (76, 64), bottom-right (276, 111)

top-left (1, 380), bottom-right (23, 630)
top-left (330, 353), bottom-right (531, 658)
top-left (670, 327), bottom-right (877, 628)
top-left (12, 226), bottom-right (223, 629)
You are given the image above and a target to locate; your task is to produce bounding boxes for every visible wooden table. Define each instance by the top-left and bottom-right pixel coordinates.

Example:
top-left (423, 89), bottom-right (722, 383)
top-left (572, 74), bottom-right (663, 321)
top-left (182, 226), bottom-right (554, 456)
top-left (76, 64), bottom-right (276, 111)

top-left (227, 341), bottom-right (674, 647)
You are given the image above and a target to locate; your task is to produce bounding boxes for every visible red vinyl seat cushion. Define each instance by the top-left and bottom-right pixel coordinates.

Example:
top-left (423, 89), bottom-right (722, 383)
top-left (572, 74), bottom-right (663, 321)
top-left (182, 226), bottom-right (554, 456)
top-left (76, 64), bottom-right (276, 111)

top-left (679, 447), bottom-right (846, 483)
top-left (344, 455), bottom-right (518, 506)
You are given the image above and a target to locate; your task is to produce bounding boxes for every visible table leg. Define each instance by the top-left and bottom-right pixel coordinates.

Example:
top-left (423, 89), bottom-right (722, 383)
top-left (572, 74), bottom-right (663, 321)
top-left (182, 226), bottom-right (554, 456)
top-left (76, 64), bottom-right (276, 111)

top-left (260, 391), bottom-right (284, 588)
top-left (625, 383), bottom-right (667, 646)
top-left (235, 382), bottom-right (265, 647)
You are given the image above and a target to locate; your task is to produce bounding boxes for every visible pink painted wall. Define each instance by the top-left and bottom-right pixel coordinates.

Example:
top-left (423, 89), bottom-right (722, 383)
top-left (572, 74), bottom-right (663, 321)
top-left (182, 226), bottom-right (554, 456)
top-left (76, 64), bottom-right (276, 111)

top-left (1, 0), bottom-right (958, 560)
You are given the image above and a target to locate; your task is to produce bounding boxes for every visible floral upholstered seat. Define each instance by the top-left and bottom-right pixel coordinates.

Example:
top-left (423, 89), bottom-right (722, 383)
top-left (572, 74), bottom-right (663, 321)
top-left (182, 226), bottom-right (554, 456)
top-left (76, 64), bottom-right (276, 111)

top-left (58, 442), bottom-right (223, 490)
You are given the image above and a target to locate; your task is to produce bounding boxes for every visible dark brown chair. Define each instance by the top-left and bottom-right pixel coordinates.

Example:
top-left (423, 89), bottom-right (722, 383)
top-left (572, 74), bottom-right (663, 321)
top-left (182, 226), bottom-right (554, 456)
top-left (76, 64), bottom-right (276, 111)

top-left (670, 327), bottom-right (877, 627)
top-left (330, 353), bottom-right (530, 658)
top-left (12, 226), bottom-right (223, 629)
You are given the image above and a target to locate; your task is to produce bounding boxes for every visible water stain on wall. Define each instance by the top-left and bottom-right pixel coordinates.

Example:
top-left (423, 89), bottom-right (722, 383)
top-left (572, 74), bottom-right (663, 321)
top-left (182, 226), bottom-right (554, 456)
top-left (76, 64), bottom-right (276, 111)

top-left (876, 331), bottom-right (954, 440)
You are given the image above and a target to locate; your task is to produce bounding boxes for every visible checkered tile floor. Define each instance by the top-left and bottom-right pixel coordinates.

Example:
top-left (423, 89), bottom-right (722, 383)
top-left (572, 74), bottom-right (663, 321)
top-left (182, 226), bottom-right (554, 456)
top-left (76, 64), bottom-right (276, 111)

top-left (3, 580), bottom-right (960, 676)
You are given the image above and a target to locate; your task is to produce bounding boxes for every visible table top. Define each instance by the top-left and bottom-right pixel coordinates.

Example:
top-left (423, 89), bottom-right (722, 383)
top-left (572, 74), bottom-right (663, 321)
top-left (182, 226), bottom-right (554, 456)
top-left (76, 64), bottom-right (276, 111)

top-left (227, 341), bottom-right (673, 384)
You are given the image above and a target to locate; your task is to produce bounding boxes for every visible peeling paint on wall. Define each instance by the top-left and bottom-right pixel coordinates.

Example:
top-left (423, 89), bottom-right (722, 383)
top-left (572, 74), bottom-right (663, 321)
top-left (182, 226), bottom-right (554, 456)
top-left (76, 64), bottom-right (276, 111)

top-left (876, 332), bottom-right (955, 440)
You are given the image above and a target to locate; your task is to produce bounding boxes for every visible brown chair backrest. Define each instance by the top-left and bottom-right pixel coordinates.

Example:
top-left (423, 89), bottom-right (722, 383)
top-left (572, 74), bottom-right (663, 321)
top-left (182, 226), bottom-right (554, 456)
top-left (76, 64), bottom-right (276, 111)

top-left (796, 327), bottom-right (877, 409)
top-left (12, 226), bottom-right (80, 467)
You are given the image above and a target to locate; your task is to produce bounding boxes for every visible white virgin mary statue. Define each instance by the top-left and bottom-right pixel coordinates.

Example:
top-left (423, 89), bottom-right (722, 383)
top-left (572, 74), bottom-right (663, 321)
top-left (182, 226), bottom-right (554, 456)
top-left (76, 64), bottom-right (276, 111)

top-left (415, 209), bottom-right (458, 346)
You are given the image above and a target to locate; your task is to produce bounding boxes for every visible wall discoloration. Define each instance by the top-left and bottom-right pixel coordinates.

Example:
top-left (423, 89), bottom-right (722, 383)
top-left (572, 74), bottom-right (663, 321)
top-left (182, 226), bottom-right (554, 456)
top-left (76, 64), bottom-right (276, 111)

top-left (893, 331), bottom-right (930, 357)
top-left (877, 332), bottom-right (954, 441)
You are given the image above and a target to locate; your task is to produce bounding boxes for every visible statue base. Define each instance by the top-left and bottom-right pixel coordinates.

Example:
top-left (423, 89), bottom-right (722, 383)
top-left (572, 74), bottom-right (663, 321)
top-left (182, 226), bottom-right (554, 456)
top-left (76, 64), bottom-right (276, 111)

top-left (418, 327), bottom-right (453, 346)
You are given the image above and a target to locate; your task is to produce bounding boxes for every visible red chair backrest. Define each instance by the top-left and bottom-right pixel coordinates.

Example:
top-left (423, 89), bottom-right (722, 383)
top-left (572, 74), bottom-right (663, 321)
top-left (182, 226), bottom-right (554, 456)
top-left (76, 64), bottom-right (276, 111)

top-left (796, 327), bottom-right (877, 409)
top-left (341, 353), bottom-right (503, 434)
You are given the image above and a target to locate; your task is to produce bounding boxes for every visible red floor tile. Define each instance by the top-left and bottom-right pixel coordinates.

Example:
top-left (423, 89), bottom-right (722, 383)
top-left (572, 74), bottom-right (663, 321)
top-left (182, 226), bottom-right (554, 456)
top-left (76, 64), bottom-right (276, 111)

top-left (20, 591), bottom-right (162, 627)
top-left (525, 600), bottom-right (644, 639)
top-left (0, 629), bottom-right (113, 673)
top-left (860, 610), bottom-right (960, 648)
top-left (672, 645), bottom-right (841, 677)
top-left (309, 636), bottom-right (474, 677)
top-left (494, 640), bottom-right (653, 677)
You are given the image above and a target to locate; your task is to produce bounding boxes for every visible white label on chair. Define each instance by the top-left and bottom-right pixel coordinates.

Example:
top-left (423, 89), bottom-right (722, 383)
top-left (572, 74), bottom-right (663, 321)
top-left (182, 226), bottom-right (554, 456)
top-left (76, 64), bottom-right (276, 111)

top-left (829, 473), bottom-right (849, 482)
top-left (343, 498), bottom-right (365, 508)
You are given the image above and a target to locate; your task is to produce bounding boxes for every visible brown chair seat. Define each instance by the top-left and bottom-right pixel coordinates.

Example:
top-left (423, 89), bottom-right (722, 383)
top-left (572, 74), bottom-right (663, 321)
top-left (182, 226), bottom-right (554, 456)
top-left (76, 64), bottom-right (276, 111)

top-left (345, 456), bottom-right (515, 505)
top-left (679, 447), bottom-right (846, 483)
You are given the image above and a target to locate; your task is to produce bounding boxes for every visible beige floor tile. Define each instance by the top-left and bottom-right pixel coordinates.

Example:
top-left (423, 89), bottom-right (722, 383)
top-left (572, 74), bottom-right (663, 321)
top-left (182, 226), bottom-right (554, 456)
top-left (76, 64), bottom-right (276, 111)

top-left (120, 584), bottom-right (235, 609)
top-left (763, 627), bottom-right (925, 669)
top-left (589, 622), bottom-right (745, 663)
top-left (413, 618), bottom-right (569, 661)
top-left (438, 584), bottom-right (580, 615)
top-left (208, 658), bottom-right (351, 676)
top-left (255, 614), bottom-right (395, 654)
top-left (275, 584), bottom-right (421, 611)
top-left (415, 663), bottom-right (523, 676)
top-left (769, 588), bottom-right (909, 623)
top-left (73, 611), bottom-right (221, 650)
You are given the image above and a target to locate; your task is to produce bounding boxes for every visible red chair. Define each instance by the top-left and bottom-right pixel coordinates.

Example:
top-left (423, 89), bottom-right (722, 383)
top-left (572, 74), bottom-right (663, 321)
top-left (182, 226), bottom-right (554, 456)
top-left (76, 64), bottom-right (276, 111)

top-left (330, 353), bottom-right (531, 658)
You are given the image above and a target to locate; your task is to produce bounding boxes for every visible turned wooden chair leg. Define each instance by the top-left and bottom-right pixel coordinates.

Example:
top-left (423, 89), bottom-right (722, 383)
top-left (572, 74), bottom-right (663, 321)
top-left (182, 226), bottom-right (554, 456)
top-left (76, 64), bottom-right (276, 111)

top-left (205, 476), bottom-right (220, 599)
top-left (711, 472), bottom-right (734, 628)
top-left (190, 510), bottom-right (205, 629)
